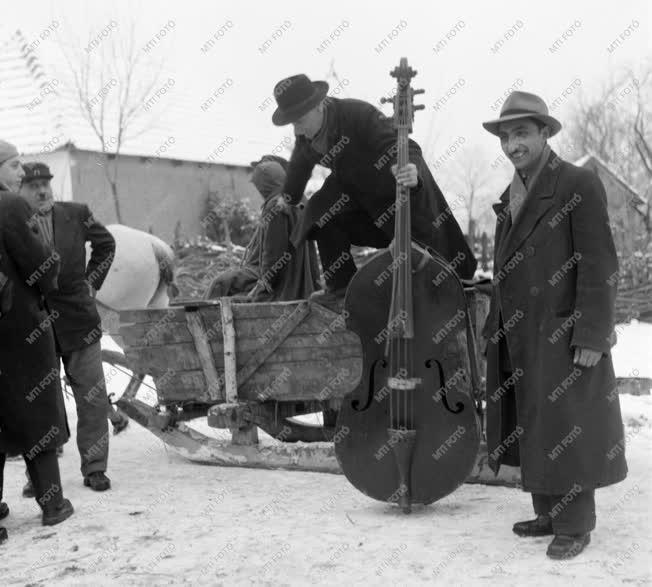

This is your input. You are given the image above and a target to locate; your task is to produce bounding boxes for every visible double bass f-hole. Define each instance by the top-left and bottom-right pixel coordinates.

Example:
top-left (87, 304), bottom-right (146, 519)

top-left (425, 358), bottom-right (465, 414)
top-left (352, 357), bottom-right (387, 412)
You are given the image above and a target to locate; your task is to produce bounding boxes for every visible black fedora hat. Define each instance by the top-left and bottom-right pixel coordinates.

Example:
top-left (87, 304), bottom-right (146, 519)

top-left (271, 74), bottom-right (329, 126)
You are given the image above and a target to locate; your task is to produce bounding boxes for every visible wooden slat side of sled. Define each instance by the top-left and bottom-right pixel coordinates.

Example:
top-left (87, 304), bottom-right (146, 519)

top-left (118, 300), bottom-right (363, 404)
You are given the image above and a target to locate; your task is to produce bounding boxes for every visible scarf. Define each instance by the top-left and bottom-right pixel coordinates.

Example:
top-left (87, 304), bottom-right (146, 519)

top-left (509, 144), bottom-right (551, 222)
top-left (34, 208), bottom-right (54, 246)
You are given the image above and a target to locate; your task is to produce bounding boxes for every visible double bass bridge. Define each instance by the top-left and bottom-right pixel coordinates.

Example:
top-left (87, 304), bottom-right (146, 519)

top-left (387, 376), bottom-right (422, 391)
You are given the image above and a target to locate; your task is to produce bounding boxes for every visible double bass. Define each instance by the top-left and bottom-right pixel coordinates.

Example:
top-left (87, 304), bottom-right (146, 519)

top-left (334, 58), bottom-right (482, 512)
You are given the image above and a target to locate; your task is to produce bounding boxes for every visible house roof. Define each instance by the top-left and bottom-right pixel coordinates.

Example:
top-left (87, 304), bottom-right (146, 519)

top-left (574, 153), bottom-right (647, 208)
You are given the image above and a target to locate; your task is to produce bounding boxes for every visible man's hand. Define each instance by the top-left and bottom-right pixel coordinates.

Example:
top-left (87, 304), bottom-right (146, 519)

top-left (573, 346), bottom-right (602, 367)
top-left (391, 163), bottom-right (419, 188)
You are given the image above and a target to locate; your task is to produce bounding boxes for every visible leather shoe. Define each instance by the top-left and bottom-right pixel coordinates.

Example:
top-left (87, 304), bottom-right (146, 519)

top-left (512, 515), bottom-right (553, 537)
top-left (84, 471), bottom-right (111, 491)
top-left (22, 479), bottom-right (35, 498)
top-left (0, 502), bottom-right (8, 520)
top-left (42, 498), bottom-right (74, 526)
top-left (546, 533), bottom-right (591, 559)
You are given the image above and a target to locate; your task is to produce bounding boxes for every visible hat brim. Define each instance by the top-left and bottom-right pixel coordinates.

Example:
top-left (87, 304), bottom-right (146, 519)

top-left (272, 81), bottom-right (329, 126)
top-left (482, 113), bottom-right (562, 137)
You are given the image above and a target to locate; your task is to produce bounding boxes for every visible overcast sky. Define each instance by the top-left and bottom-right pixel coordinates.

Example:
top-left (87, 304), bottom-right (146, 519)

top-left (4, 0), bottom-right (651, 221)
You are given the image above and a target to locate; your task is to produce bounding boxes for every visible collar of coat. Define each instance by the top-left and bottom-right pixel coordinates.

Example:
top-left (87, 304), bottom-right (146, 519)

top-left (492, 149), bottom-right (564, 265)
top-left (295, 98), bottom-right (341, 161)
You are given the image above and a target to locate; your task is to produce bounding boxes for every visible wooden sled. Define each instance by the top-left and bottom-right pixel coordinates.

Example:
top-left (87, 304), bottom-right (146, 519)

top-left (113, 291), bottom-right (521, 485)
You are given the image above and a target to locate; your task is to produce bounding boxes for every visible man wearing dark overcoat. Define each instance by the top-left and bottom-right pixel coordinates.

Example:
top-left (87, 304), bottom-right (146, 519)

top-left (0, 141), bottom-right (74, 542)
top-left (19, 162), bottom-right (116, 492)
top-left (270, 74), bottom-right (476, 303)
top-left (482, 91), bottom-right (627, 559)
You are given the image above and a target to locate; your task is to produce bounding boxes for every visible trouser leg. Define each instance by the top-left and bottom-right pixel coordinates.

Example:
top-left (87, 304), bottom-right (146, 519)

top-left (550, 490), bottom-right (596, 535)
top-left (24, 449), bottom-right (63, 511)
top-left (532, 493), bottom-right (552, 516)
top-left (61, 342), bottom-right (109, 476)
top-left (314, 220), bottom-right (359, 291)
top-left (313, 211), bottom-right (390, 290)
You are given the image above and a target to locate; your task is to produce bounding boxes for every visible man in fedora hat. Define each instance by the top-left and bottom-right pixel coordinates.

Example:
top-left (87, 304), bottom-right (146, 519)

top-left (481, 91), bottom-right (627, 559)
top-left (270, 74), bottom-right (476, 304)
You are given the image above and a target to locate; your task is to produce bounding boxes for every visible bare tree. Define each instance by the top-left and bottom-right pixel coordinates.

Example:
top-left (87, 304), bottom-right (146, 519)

top-left (563, 62), bottom-right (652, 196)
top-left (442, 146), bottom-right (500, 240)
top-left (60, 21), bottom-right (165, 222)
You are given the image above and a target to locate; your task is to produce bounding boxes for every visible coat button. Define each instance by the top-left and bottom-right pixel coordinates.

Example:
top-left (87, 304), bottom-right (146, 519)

top-left (530, 286), bottom-right (540, 296)
top-left (526, 245), bottom-right (535, 257)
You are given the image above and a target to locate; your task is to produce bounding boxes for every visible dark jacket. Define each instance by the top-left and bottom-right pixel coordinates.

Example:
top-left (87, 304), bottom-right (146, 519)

top-left (0, 189), bottom-right (69, 456)
top-left (282, 97), bottom-right (476, 279)
top-left (45, 202), bottom-right (115, 353)
top-left (484, 150), bottom-right (627, 494)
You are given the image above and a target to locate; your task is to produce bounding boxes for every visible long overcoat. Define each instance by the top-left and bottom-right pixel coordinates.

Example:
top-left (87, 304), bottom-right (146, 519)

top-left (282, 97), bottom-right (477, 279)
top-left (0, 190), bottom-right (69, 456)
top-left (485, 150), bottom-right (627, 494)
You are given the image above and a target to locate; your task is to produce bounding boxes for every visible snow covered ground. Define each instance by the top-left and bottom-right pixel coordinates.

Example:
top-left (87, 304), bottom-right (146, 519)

top-left (1, 323), bottom-right (650, 586)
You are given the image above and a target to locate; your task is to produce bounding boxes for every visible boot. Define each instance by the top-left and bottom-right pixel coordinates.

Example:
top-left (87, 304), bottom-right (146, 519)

top-left (512, 515), bottom-right (553, 537)
top-left (0, 502), bottom-right (8, 520)
top-left (0, 527), bottom-right (6, 544)
top-left (42, 498), bottom-right (74, 526)
top-left (84, 471), bottom-right (111, 491)
top-left (546, 533), bottom-right (591, 559)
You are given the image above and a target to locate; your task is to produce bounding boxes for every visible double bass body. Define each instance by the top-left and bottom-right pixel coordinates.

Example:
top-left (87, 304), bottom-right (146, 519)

top-left (335, 245), bottom-right (481, 507)
top-left (334, 58), bottom-right (480, 510)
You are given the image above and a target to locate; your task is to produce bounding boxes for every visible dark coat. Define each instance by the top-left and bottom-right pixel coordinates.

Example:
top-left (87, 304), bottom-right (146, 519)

top-left (45, 202), bottom-right (115, 353)
top-left (206, 196), bottom-right (320, 301)
top-left (255, 195), bottom-right (320, 301)
top-left (485, 151), bottom-right (627, 494)
top-left (0, 190), bottom-right (69, 456)
top-left (282, 97), bottom-right (476, 279)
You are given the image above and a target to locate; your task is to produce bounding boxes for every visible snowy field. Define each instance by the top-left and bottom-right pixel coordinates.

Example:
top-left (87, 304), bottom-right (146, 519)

top-left (1, 323), bottom-right (650, 586)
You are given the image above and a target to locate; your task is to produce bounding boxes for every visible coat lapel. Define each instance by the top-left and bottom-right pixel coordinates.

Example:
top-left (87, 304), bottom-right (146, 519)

top-left (497, 151), bottom-right (562, 266)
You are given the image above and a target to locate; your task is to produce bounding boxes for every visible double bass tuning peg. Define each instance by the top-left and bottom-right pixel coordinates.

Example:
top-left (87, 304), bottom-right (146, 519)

top-left (380, 97), bottom-right (392, 104)
top-left (414, 104), bottom-right (425, 111)
top-left (413, 89), bottom-right (425, 95)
